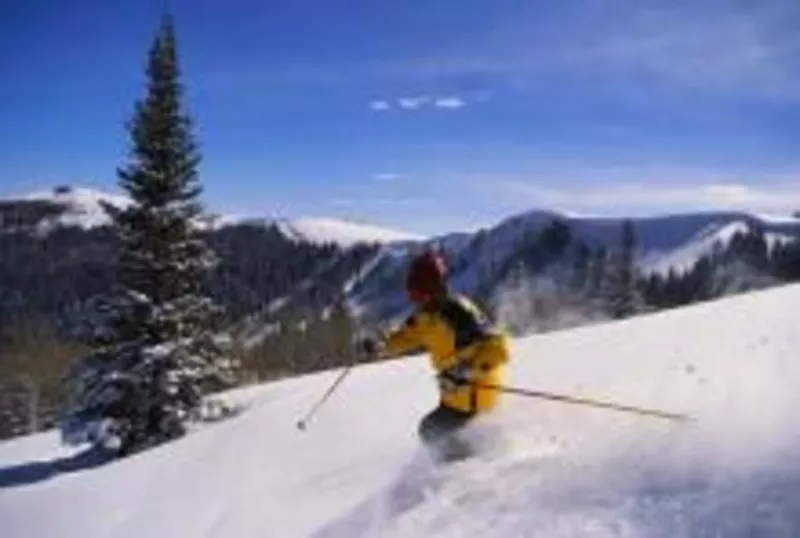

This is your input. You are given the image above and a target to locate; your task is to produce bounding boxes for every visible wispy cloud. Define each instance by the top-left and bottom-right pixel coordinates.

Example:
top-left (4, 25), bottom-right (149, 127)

top-left (559, 4), bottom-right (800, 98)
top-left (433, 96), bottom-right (466, 109)
top-left (369, 100), bottom-right (391, 111)
top-left (490, 177), bottom-right (800, 215)
top-left (469, 163), bottom-right (800, 215)
top-left (391, 2), bottom-right (800, 100)
top-left (330, 198), bottom-right (358, 207)
top-left (369, 94), bottom-right (469, 111)
top-left (372, 173), bottom-right (405, 181)
top-left (204, 3), bottom-right (800, 104)
top-left (397, 95), bottom-right (432, 110)
top-left (329, 196), bottom-right (429, 207)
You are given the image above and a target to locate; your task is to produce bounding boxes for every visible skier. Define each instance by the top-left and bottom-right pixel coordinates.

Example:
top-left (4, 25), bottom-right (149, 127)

top-left (359, 250), bottom-right (510, 460)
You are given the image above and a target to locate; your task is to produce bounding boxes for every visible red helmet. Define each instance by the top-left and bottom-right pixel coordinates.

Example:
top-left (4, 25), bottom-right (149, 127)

top-left (406, 250), bottom-right (447, 303)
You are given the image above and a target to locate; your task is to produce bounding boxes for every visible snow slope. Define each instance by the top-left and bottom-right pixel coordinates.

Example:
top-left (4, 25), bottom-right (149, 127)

top-left (2, 284), bottom-right (800, 537)
top-left (345, 211), bottom-right (800, 324)
top-left (23, 186), bottom-right (130, 229)
top-left (641, 220), bottom-right (752, 275)
top-left (642, 219), bottom-right (798, 276)
top-left (571, 212), bottom-right (799, 275)
top-left (274, 217), bottom-right (424, 247)
top-left (3, 186), bottom-right (422, 246)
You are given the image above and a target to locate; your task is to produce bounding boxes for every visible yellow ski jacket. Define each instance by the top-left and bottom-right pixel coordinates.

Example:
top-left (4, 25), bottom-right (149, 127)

top-left (381, 293), bottom-right (509, 414)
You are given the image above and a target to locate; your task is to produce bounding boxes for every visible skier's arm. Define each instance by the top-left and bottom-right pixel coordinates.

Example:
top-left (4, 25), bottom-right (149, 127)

top-left (381, 314), bottom-right (424, 357)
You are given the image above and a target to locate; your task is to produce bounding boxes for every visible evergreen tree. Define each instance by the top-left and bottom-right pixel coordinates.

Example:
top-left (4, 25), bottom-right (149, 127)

top-left (538, 219), bottom-right (572, 258)
top-left (687, 256), bottom-right (715, 301)
top-left (607, 219), bottom-right (643, 319)
top-left (570, 242), bottom-right (591, 292)
top-left (773, 238), bottom-right (800, 281)
top-left (60, 15), bottom-right (235, 456)
top-left (641, 272), bottom-right (664, 309)
top-left (587, 247), bottom-right (608, 298)
top-left (788, 240), bottom-right (800, 281)
top-left (731, 225), bottom-right (768, 272)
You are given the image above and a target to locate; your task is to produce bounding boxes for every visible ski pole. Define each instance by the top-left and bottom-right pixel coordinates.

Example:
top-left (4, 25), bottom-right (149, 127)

top-left (296, 364), bottom-right (355, 431)
top-left (474, 381), bottom-right (692, 422)
top-left (296, 293), bottom-right (370, 432)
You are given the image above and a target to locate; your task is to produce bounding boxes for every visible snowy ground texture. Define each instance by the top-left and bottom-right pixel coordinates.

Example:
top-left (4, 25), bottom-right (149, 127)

top-left (2, 284), bottom-right (800, 537)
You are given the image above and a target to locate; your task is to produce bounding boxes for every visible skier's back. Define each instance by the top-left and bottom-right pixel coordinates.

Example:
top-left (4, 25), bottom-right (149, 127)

top-left (362, 250), bottom-right (509, 459)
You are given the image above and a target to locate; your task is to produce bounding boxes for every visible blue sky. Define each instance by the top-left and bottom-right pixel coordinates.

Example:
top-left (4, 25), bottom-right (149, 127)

top-left (1, 0), bottom-right (799, 234)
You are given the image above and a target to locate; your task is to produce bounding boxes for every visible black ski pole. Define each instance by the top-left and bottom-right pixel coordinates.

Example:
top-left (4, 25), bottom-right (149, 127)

top-left (474, 381), bottom-right (692, 422)
top-left (296, 364), bottom-right (355, 431)
top-left (295, 287), bottom-right (378, 431)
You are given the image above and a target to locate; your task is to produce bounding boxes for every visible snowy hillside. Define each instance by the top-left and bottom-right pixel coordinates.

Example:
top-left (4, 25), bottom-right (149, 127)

top-left (641, 219), bottom-right (796, 276)
top-left (568, 212), bottom-right (799, 275)
top-left (19, 186), bottom-right (130, 229)
top-left (1, 186), bottom-right (422, 247)
top-left (345, 210), bottom-right (800, 323)
top-left (3, 284), bottom-right (800, 537)
top-left (274, 217), bottom-right (424, 247)
top-left (3, 185), bottom-right (799, 330)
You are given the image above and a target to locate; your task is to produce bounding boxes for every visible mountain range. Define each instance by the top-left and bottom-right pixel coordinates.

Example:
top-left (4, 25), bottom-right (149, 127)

top-left (2, 184), bottom-right (799, 332)
top-left (0, 184), bottom-right (798, 440)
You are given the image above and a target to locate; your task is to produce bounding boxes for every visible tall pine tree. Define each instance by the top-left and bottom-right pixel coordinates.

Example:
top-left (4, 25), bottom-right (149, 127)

top-left (60, 15), bottom-right (235, 456)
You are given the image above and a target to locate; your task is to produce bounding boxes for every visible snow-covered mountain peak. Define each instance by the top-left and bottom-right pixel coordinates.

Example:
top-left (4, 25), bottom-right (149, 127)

top-left (24, 185), bottom-right (129, 207)
top-left (18, 185), bottom-right (130, 229)
top-left (642, 219), bottom-right (751, 275)
top-left (275, 217), bottom-right (424, 247)
top-left (2, 186), bottom-right (423, 245)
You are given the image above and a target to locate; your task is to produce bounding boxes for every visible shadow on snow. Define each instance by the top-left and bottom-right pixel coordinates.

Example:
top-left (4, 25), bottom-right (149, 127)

top-left (0, 448), bottom-right (114, 490)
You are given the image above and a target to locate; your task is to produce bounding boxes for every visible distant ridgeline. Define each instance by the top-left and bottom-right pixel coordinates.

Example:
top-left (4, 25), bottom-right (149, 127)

top-left (0, 191), bottom-right (799, 347)
top-left (1, 191), bottom-right (799, 347)
top-left (0, 189), bottom-right (799, 440)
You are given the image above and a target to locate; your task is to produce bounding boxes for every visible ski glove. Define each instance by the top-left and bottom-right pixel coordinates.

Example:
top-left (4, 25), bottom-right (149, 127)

top-left (356, 338), bottom-right (380, 359)
top-left (438, 361), bottom-right (474, 392)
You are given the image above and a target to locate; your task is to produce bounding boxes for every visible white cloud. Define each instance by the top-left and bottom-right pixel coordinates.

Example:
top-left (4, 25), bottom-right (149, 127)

top-left (204, 4), bottom-right (800, 104)
top-left (330, 198), bottom-right (357, 207)
top-left (492, 179), bottom-right (800, 215)
top-left (372, 197), bottom-right (430, 206)
top-left (397, 95), bottom-right (431, 110)
top-left (328, 196), bottom-right (429, 207)
top-left (369, 94), bottom-right (469, 112)
top-left (372, 173), bottom-right (404, 181)
top-left (369, 100), bottom-right (391, 111)
top-left (390, 3), bottom-right (800, 100)
top-left (434, 97), bottom-right (466, 109)
top-left (558, 5), bottom-right (799, 97)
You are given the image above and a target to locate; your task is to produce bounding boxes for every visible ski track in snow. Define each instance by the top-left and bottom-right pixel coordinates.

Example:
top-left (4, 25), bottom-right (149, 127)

top-left (2, 285), bottom-right (800, 537)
